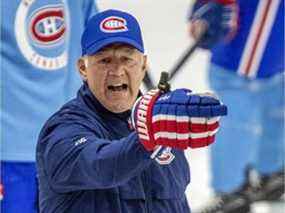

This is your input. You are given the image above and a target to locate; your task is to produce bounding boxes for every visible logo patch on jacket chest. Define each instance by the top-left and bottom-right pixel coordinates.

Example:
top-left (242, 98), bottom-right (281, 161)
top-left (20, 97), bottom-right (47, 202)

top-left (155, 147), bottom-right (175, 165)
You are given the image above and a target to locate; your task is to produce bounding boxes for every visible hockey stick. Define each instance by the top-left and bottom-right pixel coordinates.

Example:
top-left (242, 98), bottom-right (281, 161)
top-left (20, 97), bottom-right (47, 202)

top-left (168, 37), bottom-right (202, 81)
top-left (143, 71), bottom-right (155, 90)
top-left (143, 32), bottom-right (205, 90)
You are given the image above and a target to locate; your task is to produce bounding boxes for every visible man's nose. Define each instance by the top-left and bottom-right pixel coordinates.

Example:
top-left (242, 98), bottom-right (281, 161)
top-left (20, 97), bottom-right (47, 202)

top-left (109, 61), bottom-right (125, 76)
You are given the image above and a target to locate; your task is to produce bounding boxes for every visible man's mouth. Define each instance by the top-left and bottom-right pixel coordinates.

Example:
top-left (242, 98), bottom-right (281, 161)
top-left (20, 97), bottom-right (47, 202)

top-left (107, 83), bottom-right (128, 92)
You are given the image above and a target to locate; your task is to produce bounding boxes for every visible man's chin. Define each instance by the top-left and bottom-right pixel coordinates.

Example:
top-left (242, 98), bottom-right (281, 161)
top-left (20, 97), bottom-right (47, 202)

top-left (102, 92), bottom-right (135, 112)
top-left (103, 99), bottom-right (132, 113)
top-left (107, 103), bottom-right (131, 113)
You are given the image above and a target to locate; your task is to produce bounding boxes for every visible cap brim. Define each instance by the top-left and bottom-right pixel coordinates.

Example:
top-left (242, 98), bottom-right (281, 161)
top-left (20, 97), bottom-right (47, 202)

top-left (85, 37), bottom-right (144, 55)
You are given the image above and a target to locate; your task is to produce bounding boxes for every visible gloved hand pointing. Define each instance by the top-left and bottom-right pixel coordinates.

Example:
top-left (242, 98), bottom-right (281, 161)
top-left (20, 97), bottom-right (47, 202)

top-left (131, 88), bottom-right (227, 151)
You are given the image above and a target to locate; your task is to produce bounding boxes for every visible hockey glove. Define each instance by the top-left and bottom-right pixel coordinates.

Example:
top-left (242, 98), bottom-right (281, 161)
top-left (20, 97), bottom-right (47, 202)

top-left (131, 88), bottom-right (227, 151)
top-left (188, 0), bottom-right (238, 49)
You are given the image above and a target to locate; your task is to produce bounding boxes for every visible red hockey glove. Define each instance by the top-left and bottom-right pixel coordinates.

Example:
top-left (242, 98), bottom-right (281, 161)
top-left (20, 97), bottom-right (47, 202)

top-left (131, 88), bottom-right (227, 151)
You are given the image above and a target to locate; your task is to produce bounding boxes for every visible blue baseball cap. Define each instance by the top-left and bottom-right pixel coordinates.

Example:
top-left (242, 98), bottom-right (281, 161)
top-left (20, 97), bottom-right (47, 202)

top-left (81, 9), bottom-right (144, 55)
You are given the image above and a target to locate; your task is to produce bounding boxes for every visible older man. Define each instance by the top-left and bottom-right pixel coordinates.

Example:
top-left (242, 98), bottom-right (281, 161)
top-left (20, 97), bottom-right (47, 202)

top-left (36, 9), bottom-right (227, 213)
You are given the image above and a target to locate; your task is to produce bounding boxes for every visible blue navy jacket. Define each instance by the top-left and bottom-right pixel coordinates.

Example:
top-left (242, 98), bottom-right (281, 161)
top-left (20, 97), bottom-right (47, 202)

top-left (36, 83), bottom-right (191, 213)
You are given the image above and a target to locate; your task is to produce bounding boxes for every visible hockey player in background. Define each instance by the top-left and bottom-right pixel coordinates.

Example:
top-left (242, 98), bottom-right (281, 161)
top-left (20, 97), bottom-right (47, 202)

top-left (36, 9), bottom-right (228, 213)
top-left (0, 1), bottom-right (98, 213)
top-left (187, 0), bottom-right (284, 212)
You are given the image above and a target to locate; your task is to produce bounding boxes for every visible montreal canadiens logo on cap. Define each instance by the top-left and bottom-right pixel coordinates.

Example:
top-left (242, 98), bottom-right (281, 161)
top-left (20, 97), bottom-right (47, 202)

top-left (100, 16), bottom-right (128, 33)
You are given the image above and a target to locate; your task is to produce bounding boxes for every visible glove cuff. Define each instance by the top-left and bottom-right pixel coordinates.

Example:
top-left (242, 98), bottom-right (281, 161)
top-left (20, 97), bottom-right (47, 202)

top-left (132, 89), bottom-right (160, 151)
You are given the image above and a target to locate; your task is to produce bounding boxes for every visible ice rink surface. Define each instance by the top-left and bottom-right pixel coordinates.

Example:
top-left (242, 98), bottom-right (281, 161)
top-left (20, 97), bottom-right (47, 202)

top-left (98, 1), bottom-right (284, 212)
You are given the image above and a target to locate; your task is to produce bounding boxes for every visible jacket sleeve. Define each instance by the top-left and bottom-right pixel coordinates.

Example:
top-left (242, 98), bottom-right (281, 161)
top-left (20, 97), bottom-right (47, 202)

top-left (37, 121), bottom-right (153, 193)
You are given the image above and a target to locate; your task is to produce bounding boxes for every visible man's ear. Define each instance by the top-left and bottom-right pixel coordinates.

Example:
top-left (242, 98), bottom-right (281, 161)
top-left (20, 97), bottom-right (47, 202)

top-left (142, 55), bottom-right (148, 73)
top-left (77, 57), bottom-right (88, 81)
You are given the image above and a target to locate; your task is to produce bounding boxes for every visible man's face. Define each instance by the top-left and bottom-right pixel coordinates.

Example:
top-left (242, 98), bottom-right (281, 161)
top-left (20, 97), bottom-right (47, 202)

top-left (78, 44), bottom-right (147, 113)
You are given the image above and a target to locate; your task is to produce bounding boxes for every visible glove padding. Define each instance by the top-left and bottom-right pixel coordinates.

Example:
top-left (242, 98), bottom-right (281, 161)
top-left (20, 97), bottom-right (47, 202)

top-left (188, 0), bottom-right (238, 49)
top-left (131, 89), bottom-right (227, 151)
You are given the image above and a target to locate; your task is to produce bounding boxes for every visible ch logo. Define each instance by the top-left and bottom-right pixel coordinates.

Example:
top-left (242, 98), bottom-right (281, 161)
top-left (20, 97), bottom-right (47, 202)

top-left (100, 16), bottom-right (128, 33)
top-left (155, 147), bottom-right (175, 165)
top-left (15, 2), bottom-right (67, 71)
top-left (30, 6), bottom-right (65, 46)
